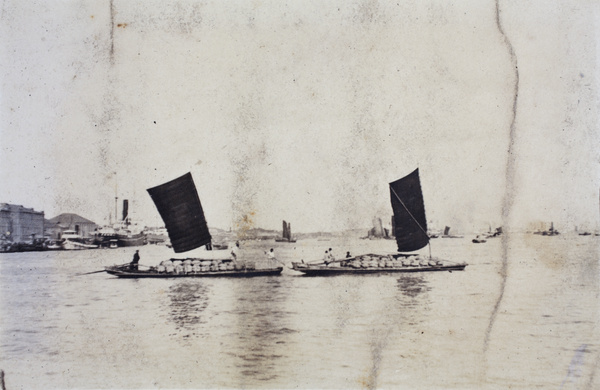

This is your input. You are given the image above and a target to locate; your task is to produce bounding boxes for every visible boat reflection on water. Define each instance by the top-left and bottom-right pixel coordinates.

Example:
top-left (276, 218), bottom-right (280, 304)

top-left (163, 281), bottom-right (210, 340)
top-left (228, 277), bottom-right (296, 385)
top-left (395, 275), bottom-right (432, 327)
top-left (396, 275), bottom-right (431, 299)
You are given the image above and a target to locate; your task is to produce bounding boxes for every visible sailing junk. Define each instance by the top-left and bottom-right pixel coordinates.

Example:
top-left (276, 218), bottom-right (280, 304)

top-left (275, 220), bottom-right (296, 242)
top-left (292, 168), bottom-right (467, 274)
top-left (365, 217), bottom-right (392, 239)
top-left (105, 172), bottom-right (283, 278)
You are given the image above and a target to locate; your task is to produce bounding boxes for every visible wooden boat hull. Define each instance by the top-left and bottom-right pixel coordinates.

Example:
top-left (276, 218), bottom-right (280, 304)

top-left (117, 234), bottom-right (146, 247)
top-left (105, 266), bottom-right (284, 278)
top-left (62, 240), bottom-right (98, 250)
top-left (291, 252), bottom-right (467, 276)
top-left (291, 263), bottom-right (466, 275)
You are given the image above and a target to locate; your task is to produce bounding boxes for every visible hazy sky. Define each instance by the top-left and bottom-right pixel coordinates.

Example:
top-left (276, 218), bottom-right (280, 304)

top-left (1, 1), bottom-right (598, 233)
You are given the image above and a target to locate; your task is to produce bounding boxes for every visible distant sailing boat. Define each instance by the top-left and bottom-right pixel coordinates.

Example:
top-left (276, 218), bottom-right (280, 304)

top-left (533, 222), bottom-right (560, 236)
top-left (292, 169), bottom-right (467, 275)
top-left (363, 217), bottom-right (393, 239)
top-left (275, 220), bottom-right (296, 243)
top-left (441, 226), bottom-right (463, 238)
top-left (105, 173), bottom-right (283, 278)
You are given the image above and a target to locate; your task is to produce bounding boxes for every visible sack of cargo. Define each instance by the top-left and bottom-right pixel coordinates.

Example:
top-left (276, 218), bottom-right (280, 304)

top-left (218, 263), bottom-right (227, 271)
top-left (226, 263), bottom-right (234, 271)
top-left (246, 262), bottom-right (256, 270)
top-left (234, 263), bottom-right (244, 271)
top-left (200, 266), bottom-right (209, 272)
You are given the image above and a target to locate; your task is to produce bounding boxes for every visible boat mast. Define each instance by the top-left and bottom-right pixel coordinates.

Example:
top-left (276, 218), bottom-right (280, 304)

top-left (114, 177), bottom-right (118, 228)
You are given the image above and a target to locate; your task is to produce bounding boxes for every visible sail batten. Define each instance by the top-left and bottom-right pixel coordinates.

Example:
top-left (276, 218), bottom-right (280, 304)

top-left (389, 168), bottom-right (429, 252)
top-left (147, 173), bottom-right (211, 253)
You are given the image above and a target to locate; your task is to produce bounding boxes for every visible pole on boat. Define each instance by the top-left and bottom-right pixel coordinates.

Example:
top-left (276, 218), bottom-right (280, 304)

top-left (74, 263), bottom-right (130, 276)
top-left (389, 185), bottom-right (432, 259)
top-left (75, 270), bottom-right (106, 276)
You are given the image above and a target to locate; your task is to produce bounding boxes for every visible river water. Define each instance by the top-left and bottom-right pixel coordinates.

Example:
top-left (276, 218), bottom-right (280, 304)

top-left (0, 234), bottom-right (598, 389)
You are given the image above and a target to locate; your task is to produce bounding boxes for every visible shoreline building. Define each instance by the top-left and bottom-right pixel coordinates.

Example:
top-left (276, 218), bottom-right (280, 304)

top-left (45, 213), bottom-right (97, 239)
top-left (0, 203), bottom-right (45, 243)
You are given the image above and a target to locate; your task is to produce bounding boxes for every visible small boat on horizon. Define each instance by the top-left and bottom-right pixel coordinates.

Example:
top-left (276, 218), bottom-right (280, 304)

top-left (292, 169), bottom-right (467, 275)
top-left (472, 235), bottom-right (487, 244)
top-left (440, 226), bottom-right (464, 239)
top-left (533, 222), bottom-right (560, 236)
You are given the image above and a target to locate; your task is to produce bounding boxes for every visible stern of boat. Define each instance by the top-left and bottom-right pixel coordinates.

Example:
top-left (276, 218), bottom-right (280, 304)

top-left (291, 261), bottom-right (308, 271)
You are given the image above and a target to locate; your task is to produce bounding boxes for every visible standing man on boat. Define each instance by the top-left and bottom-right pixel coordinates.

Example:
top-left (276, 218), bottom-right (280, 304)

top-left (130, 250), bottom-right (140, 270)
top-left (266, 248), bottom-right (276, 267)
top-left (231, 241), bottom-right (240, 258)
top-left (231, 241), bottom-right (240, 266)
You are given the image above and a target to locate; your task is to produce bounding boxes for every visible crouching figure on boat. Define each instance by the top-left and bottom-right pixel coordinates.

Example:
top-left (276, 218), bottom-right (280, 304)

top-left (130, 250), bottom-right (140, 270)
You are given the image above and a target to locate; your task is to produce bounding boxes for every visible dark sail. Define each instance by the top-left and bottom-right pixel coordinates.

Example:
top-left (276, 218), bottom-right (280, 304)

top-left (389, 169), bottom-right (429, 252)
top-left (147, 173), bottom-right (212, 253)
top-left (282, 220), bottom-right (289, 240)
